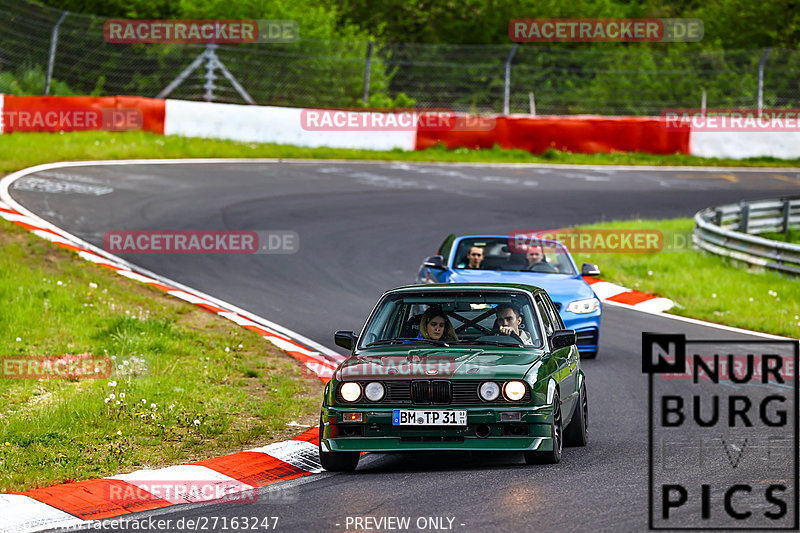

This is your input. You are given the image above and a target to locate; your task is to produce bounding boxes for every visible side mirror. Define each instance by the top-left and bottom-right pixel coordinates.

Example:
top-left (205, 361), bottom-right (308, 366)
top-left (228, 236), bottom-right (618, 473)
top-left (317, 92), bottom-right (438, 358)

top-left (334, 330), bottom-right (357, 351)
top-left (550, 329), bottom-right (577, 350)
top-left (581, 263), bottom-right (600, 276)
top-left (422, 255), bottom-right (445, 270)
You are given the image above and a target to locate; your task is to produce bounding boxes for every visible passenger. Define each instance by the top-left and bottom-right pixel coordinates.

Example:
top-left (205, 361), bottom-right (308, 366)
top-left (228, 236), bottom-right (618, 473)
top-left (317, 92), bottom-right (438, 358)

top-left (419, 307), bottom-right (459, 342)
top-left (525, 245), bottom-right (557, 273)
top-left (465, 246), bottom-right (485, 269)
top-left (496, 304), bottom-right (533, 344)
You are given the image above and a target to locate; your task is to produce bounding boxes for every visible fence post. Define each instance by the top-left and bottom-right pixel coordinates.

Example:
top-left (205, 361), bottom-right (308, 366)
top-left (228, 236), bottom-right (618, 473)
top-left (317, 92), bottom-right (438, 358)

top-left (714, 209), bottom-right (723, 227)
top-left (362, 41), bottom-right (373, 105)
top-left (757, 48), bottom-right (772, 117)
top-left (782, 198), bottom-right (791, 236)
top-left (529, 91), bottom-right (536, 115)
top-left (503, 44), bottom-right (519, 115)
top-left (739, 202), bottom-right (750, 233)
top-left (701, 89), bottom-right (707, 116)
top-left (203, 44), bottom-right (218, 102)
top-left (45, 11), bottom-right (68, 95)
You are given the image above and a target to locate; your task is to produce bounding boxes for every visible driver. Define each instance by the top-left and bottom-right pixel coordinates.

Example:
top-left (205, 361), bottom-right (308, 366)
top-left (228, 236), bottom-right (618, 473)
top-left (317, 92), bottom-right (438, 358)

top-left (496, 304), bottom-right (532, 344)
top-left (525, 245), bottom-right (557, 273)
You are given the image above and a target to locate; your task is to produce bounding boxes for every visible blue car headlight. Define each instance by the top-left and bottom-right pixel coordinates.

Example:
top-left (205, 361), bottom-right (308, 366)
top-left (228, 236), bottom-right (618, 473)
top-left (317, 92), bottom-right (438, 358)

top-left (566, 297), bottom-right (600, 314)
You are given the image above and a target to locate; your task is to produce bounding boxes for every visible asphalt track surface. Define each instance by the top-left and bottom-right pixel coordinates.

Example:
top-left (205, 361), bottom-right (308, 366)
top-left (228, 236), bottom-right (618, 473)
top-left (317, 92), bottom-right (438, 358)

top-left (9, 161), bottom-right (800, 533)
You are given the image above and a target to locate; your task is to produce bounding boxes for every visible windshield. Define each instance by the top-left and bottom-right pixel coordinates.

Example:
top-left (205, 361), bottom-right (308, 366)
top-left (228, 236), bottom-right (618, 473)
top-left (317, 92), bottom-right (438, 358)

top-left (358, 290), bottom-right (542, 350)
top-left (453, 237), bottom-right (577, 275)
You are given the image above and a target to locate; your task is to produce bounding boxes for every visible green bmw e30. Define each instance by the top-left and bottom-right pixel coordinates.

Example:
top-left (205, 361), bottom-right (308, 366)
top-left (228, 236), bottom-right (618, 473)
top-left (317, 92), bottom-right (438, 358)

top-left (318, 283), bottom-right (588, 471)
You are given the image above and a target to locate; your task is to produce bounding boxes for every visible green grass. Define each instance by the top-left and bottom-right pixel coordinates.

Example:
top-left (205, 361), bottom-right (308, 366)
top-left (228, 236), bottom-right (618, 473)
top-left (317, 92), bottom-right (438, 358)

top-left (0, 222), bottom-right (322, 492)
top-left (572, 218), bottom-right (800, 338)
top-left (1, 131), bottom-right (800, 174)
top-left (760, 228), bottom-right (800, 244)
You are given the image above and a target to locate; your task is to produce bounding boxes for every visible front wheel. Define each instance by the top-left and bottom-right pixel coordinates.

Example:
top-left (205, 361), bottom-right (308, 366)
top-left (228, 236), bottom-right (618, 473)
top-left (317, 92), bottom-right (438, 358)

top-left (318, 416), bottom-right (360, 472)
top-left (564, 383), bottom-right (588, 447)
top-left (524, 391), bottom-right (562, 465)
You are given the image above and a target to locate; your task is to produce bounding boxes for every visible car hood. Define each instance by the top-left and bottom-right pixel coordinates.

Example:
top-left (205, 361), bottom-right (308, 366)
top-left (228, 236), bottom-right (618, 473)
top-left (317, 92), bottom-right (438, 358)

top-left (448, 269), bottom-right (596, 306)
top-left (337, 347), bottom-right (543, 381)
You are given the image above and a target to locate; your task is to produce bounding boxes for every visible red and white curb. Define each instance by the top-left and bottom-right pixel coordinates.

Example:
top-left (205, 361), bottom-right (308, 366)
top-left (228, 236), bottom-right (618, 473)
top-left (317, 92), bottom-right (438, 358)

top-left (0, 159), bottom-right (688, 533)
top-left (0, 428), bottom-right (322, 533)
top-left (583, 276), bottom-right (674, 313)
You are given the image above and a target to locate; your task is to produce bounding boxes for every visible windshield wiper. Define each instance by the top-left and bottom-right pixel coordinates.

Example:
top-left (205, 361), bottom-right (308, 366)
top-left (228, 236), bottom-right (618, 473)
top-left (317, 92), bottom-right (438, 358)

top-left (456, 339), bottom-right (523, 348)
top-left (365, 338), bottom-right (449, 347)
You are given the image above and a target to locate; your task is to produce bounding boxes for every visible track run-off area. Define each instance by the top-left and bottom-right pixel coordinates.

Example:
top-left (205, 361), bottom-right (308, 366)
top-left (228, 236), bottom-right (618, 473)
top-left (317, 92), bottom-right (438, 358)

top-left (6, 160), bottom-right (800, 532)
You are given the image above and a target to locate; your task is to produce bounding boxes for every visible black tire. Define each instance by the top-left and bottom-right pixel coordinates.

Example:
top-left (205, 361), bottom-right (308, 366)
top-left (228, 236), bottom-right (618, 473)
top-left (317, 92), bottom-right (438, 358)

top-left (581, 350), bottom-right (598, 360)
top-left (564, 383), bottom-right (588, 447)
top-left (524, 391), bottom-right (562, 465)
top-left (318, 416), bottom-right (360, 472)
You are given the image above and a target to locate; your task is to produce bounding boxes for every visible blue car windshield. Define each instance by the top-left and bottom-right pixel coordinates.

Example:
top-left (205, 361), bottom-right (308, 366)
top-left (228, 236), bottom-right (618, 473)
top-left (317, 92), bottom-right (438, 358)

top-left (358, 290), bottom-right (542, 350)
top-left (453, 237), bottom-right (576, 275)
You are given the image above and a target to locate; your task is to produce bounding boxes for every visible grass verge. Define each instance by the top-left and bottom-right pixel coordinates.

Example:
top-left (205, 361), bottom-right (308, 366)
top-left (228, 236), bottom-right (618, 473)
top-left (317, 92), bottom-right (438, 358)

top-left (761, 228), bottom-right (800, 244)
top-left (571, 218), bottom-right (800, 338)
top-left (1, 131), bottom-right (800, 174)
top-left (0, 220), bottom-right (323, 492)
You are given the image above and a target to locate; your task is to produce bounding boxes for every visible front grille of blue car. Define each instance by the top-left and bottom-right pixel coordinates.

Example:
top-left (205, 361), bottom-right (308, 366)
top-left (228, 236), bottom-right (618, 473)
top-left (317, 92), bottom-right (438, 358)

top-left (576, 328), bottom-right (598, 345)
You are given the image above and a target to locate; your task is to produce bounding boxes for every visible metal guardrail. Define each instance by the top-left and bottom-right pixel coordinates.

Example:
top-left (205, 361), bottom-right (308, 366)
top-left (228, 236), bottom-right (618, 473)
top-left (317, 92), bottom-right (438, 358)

top-left (693, 196), bottom-right (800, 275)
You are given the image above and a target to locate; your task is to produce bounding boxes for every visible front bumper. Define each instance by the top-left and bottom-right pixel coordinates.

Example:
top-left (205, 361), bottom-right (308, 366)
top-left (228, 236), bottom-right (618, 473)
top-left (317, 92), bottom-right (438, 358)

top-left (561, 311), bottom-right (601, 355)
top-left (320, 405), bottom-right (554, 453)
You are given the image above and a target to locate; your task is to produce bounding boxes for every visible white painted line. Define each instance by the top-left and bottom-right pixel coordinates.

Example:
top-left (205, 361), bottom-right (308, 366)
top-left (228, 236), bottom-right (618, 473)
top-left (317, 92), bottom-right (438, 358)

top-left (114, 269), bottom-right (161, 284)
top-left (248, 440), bottom-right (323, 474)
top-left (604, 300), bottom-right (796, 340)
top-left (166, 290), bottom-right (218, 307)
top-left (267, 336), bottom-right (320, 357)
top-left (111, 465), bottom-right (255, 505)
top-left (0, 494), bottom-right (85, 533)
top-left (77, 250), bottom-right (124, 267)
top-left (217, 311), bottom-right (268, 329)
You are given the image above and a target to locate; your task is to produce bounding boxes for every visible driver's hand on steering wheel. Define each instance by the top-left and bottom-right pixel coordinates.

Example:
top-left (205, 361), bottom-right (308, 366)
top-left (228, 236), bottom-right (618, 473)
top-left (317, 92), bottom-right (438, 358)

top-left (498, 325), bottom-right (514, 336)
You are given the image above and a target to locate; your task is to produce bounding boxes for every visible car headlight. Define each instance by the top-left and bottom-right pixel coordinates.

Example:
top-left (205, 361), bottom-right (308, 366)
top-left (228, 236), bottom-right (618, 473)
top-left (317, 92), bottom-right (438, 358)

top-left (364, 382), bottom-right (385, 402)
top-left (479, 381), bottom-right (500, 401)
top-left (566, 297), bottom-right (600, 314)
top-left (340, 382), bottom-right (362, 402)
top-left (503, 380), bottom-right (527, 401)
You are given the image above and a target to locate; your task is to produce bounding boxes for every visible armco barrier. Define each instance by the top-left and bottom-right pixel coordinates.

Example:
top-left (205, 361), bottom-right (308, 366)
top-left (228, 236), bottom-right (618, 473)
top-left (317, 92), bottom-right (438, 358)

top-left (694, 196), bottom-right (800, 275)
top-left (416, 115), bottom-right (691, 155)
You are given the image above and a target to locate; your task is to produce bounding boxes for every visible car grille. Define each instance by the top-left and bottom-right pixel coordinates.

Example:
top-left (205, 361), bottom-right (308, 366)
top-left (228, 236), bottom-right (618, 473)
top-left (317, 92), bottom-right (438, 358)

top-left (337, 380), bottom-right (530, 405)
top-left (410, 380), bottom-right (452, 404)
top-left (576, 328), bottom-right (598, 345)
